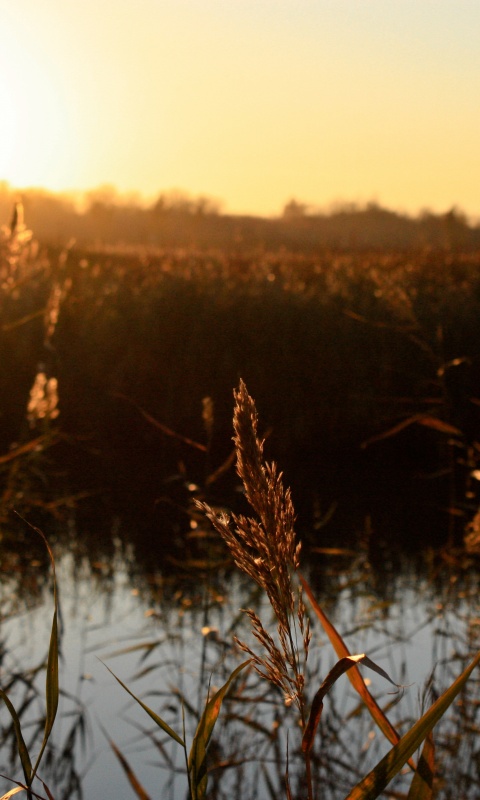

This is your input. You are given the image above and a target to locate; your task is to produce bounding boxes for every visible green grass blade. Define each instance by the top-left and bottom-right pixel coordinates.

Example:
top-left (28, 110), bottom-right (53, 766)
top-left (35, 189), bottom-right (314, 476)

top-left (188, 660), bottom-right (250, 800)
top-left (407, 732), bottom-right (435, 800)
top-left (0, 690), bottom-right (32, 784)
top-left (343, 650), bottom-right (480, 799)
top-left (103, 663), bottom-right (185, 746)
top-left (44, 606), bottom-right (59, 739)
top-left (29, 527), bottom-right (59, 783)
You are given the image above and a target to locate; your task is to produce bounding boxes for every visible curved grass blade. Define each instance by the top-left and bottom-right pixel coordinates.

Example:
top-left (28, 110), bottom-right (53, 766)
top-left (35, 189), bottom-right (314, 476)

top-left (0, 691), bottom-right (32, 785)
top-left (300, 575), bottom-right (414, 767)
top-left (361, 414), bottom-right (462, 449)
top-left (407, 732), bottom-right (435, 800)
top-left (0, 788), bottom-right (24, 799)
top-left (188, 660), bottom-right (250, 800)
top-left (417, 416), bottom-right (462, 435)
top-left (302, 654), bottom-right (399, 755)
top-left (103, 663), bottom-right (184, 746)
top-left (343, 650), bottom-right (480, 800)
top-left (0, 775), bottom-right (49, 800)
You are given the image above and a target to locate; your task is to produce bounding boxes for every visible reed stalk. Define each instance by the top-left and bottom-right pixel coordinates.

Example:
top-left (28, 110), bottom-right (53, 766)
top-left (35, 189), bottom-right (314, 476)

top-left (197, 380), bottom-right (313, 798)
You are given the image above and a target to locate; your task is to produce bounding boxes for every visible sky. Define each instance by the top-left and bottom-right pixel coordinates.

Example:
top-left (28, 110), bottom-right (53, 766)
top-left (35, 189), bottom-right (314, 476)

top-left (0, 0), bottom-right (479, 218)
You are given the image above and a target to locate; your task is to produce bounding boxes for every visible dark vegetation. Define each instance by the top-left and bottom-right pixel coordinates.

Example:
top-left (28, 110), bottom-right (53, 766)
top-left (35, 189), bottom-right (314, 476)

top-left (2, 191), bottom-right (480, 555)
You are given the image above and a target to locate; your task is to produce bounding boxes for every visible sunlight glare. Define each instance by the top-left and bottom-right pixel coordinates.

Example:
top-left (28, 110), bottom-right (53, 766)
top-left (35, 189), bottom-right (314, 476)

top-left (0, 29), bottom-right (71, 190)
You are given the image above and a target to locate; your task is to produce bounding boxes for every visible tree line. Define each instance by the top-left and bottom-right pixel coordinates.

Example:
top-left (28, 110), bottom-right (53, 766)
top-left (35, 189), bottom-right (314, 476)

top-left (1, 181), bottom-right (478, 250)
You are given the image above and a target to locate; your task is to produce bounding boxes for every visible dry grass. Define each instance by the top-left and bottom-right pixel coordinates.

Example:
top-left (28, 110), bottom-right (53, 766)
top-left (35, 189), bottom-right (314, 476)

top-left (198, 381), bottom-right (310, 714)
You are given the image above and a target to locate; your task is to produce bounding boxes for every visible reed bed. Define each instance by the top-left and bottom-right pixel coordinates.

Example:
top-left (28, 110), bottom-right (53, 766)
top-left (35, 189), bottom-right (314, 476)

top-left (3, 224), bottom-right (480, 541)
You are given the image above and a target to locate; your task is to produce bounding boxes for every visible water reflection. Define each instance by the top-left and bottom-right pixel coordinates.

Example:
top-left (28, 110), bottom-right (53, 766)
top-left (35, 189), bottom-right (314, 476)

top-left (0, 518), bottom-right (478, 800)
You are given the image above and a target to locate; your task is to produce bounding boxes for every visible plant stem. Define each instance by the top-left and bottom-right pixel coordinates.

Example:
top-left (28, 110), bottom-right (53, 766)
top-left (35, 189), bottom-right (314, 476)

top-left (305, 750), bottom-right (314, 800)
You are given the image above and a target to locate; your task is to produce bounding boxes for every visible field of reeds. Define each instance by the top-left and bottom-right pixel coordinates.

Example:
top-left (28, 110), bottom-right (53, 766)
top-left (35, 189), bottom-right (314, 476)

top-left (1, 206), bottom-right (480, 799)
top-left (3, 203), bottom-right (480, 544)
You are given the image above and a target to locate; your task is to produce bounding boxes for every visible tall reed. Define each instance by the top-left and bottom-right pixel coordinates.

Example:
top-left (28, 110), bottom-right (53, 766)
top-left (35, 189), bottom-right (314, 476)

top-left (197, 379), bottom-right (313, 794)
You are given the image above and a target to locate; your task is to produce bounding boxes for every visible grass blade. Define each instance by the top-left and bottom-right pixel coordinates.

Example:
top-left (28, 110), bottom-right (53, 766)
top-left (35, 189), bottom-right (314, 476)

top-left (113, 393), bottom-right (207, 452)
top-left (0, 690), bottom-right (32, 785)
top-left (300, 575), bottom-right (413, 765)
top-left (0, 436), bottom-right (50, 466)
top-left (0, 789), bottom-right (25, 799)
top-left (343, 650), bottom-right (480, 799)
top-left (0, 775), bottom-right (49, 800)
top-left (407, 732), bottom-right (435, 799)
top-left (103, 663), bottom-right (185, 746)
top-left (104, 730), bottom-right (152, 800)
top-left (24, 526), bottom-right (59, 783)
top-left (188, 660), bottom-right (250, 800)
top-left (361, 414), bottom-right (462, 448)
top-left (302, 654), bottom-right (399, 754)
top-left (39, 781), bottom-right (55, 800)
top-left (417, 416), bottom-right (462, 435)
top-left (43, 584), bottom-right (59, 739)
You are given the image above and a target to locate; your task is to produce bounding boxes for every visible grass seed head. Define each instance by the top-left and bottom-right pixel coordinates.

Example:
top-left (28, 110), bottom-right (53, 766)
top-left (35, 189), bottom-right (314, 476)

top-left (197, 381), bottom-right (309, 715)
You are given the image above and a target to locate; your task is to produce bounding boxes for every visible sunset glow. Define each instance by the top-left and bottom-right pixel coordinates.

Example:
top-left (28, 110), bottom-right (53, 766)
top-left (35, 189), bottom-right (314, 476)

top-left (2, 0), bottom-right (480, 217)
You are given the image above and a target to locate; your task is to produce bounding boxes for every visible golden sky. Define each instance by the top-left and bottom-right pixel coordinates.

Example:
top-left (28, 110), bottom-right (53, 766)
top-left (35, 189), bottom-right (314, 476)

top-left (1, 0), bottom-right (479, 217)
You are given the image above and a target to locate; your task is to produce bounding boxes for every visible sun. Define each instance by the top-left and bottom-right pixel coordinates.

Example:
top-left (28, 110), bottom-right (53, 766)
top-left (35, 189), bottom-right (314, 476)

top-left (0, 25), bottom-right (72, 191)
